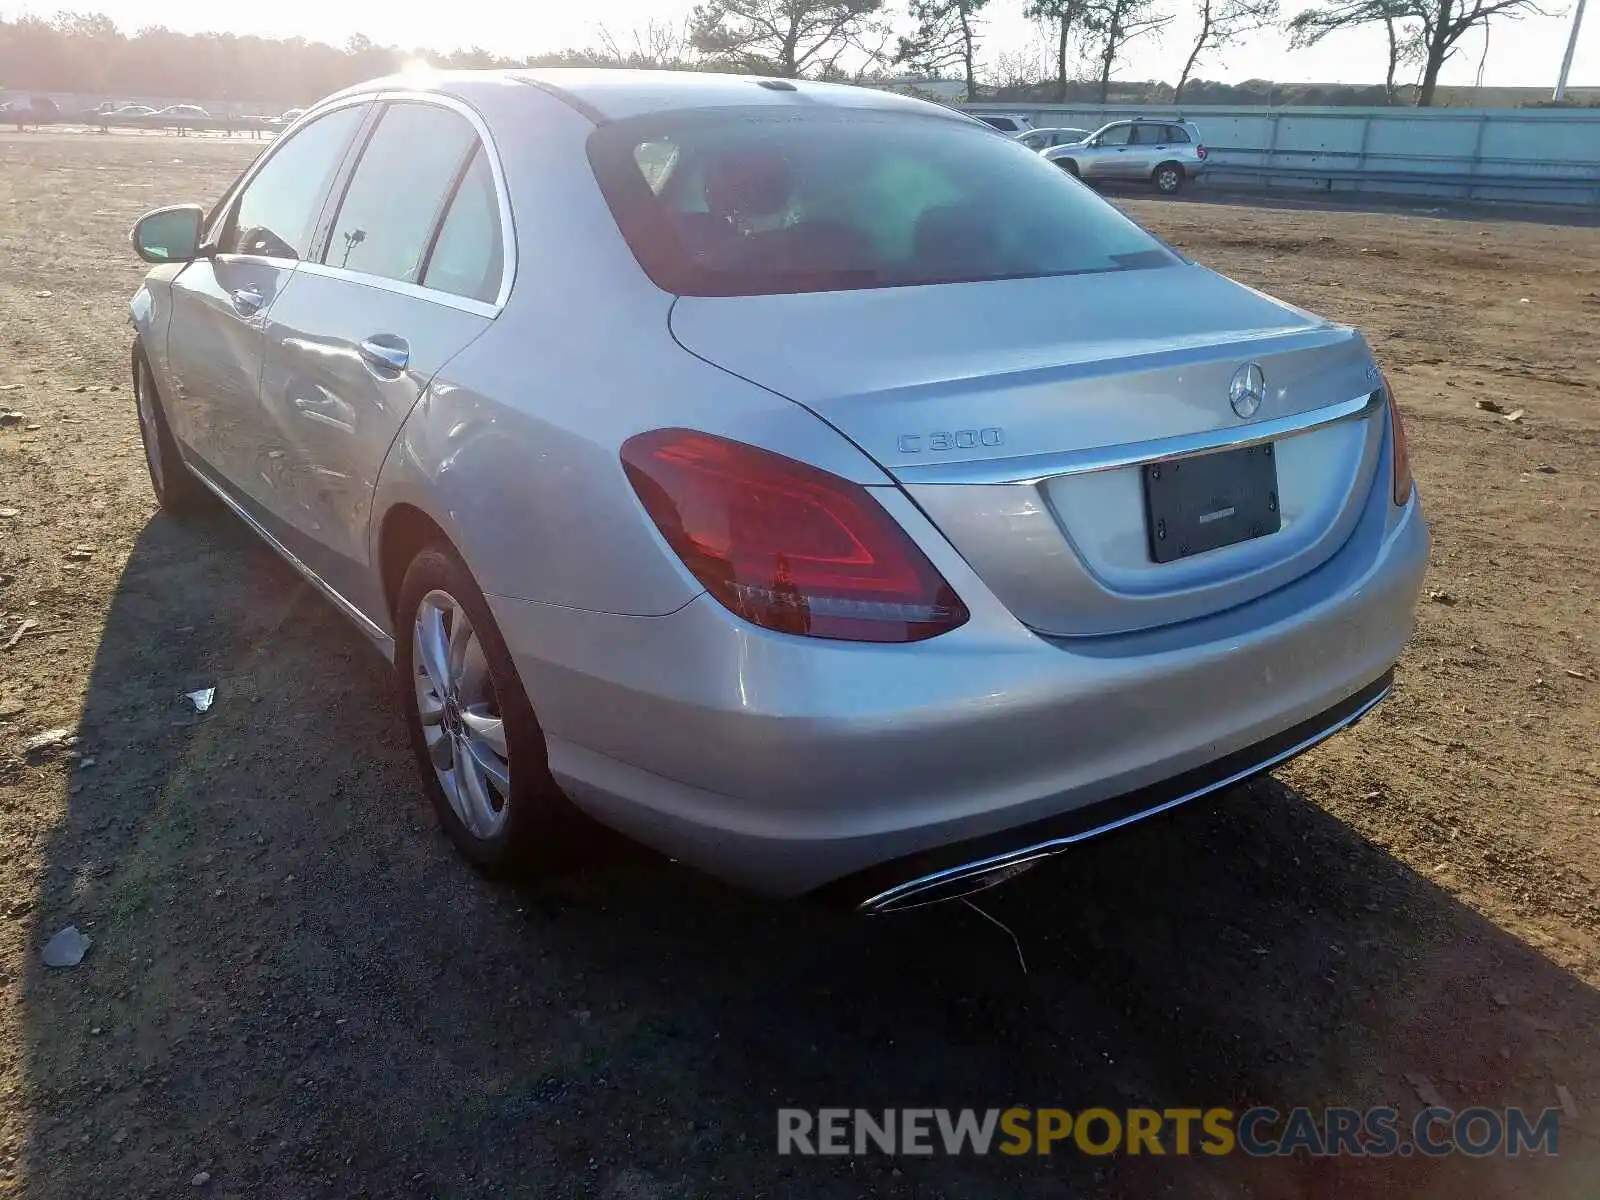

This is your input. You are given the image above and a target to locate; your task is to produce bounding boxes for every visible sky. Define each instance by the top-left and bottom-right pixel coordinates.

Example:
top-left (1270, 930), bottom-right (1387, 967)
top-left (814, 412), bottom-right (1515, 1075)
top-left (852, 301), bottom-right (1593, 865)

top-left (17, 0), bottom-right (1599, 92)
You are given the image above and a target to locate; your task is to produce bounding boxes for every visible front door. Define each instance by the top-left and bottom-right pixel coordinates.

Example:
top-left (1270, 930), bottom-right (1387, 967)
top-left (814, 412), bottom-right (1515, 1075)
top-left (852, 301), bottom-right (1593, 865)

top-left (256, 101), bottom-right (507, 615)
top-left (1081, 123), bottom-right (1133, 180)
top-left (163, 103), bottom-right (369, 491)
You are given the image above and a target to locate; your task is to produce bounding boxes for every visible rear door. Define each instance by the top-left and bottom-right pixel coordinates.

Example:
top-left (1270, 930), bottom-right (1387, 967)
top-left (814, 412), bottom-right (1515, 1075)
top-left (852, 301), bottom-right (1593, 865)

top-left (164, 103), bottom-right (369, 484)
top-left (255, 98), bottom-right (506, 614)
top-left (1127, 122), bottom-right (1170, 179)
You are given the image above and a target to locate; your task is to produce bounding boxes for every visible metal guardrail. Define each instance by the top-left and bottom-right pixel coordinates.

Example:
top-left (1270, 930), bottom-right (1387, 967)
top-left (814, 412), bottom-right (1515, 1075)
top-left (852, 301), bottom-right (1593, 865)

top-left (1200, 148), bottom-right (1600, 207)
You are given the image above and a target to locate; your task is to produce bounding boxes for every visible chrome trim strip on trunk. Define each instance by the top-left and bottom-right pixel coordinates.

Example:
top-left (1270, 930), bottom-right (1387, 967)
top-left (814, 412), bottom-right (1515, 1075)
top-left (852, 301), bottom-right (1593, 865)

top-left (859, 681), bottom-right (1392, 914)
top-left (893, 390), bottom-right (1384, 487)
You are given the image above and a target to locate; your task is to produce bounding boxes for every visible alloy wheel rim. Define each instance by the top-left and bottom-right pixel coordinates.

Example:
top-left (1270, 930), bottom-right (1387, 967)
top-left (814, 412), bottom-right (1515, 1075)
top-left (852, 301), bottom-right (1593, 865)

top-left (413, 589), bottom-right (511, 839)
top-left (135, 362), bottom-right (165, 493)
top-left (1159, 169), bottom-right (1179, 191)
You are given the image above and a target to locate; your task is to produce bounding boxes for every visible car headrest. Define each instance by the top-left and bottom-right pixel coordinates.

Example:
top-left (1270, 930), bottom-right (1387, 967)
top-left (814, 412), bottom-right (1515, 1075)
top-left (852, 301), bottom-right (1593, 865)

top-left (703, 149), bottom-right (791, 221)
top-left (912, 203), bottom-right (999, 266)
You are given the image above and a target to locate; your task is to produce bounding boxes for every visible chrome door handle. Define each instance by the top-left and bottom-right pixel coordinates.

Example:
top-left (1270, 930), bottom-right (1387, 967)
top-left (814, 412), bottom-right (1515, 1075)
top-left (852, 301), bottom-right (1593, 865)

top-left (230, 286), bottom-right (265, 316)
top-left (358, 337), bottom-right (409, 373)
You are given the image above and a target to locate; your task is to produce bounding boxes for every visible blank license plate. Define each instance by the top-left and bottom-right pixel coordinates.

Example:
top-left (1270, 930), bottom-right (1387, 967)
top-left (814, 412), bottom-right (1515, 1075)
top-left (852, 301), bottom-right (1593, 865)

top-left (1142, 444), bottom-right (1280, 563)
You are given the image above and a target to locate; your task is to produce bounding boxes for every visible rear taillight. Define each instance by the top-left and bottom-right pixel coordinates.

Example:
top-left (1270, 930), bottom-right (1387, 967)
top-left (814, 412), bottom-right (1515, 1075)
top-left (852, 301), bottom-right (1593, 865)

top-left (1196, 143), bottom-right (1207, 160)
top-left (621, 429), bottom-right (969, 643)
top-left (1384, 379), bottom-right (1413, 505)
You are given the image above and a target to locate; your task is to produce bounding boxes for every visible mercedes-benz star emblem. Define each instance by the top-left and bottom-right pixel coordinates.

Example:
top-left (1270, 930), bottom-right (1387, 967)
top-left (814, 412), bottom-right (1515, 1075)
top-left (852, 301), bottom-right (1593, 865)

top-left (1228, 362), bottom-right (1266, 419)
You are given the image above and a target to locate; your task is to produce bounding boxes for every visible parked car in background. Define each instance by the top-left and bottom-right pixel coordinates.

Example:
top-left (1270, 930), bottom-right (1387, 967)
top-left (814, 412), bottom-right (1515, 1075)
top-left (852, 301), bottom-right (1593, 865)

top-left (1015, 127), bottom-right (1089, 152)
top-left (1044, 119), bottom-right (1207, 194)
top-left (159, 104), bottom-right (211, 119)
top-left (970, 112), bottom-right (1033, 134)
top-left (126, 71), bottom-right (1423, 912)
top-left (104, 104), bottom-right (158, 120)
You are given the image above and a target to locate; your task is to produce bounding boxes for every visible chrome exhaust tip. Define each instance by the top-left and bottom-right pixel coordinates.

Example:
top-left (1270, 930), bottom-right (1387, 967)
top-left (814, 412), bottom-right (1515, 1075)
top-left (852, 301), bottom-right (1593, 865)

top-left (858, 854), bottom-right (1048, 915)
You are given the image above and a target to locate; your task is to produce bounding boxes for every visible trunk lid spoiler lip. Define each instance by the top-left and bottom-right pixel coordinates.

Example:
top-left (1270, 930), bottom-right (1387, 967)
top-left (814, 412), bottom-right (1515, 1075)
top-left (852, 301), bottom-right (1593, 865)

top-left (894, 388), bottom-right (1385, 487)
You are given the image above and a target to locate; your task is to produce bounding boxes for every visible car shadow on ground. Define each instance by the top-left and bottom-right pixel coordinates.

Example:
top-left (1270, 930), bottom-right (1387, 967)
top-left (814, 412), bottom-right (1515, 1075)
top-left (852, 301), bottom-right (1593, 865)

top-left (16, 506), bottom-right (1600, 1198)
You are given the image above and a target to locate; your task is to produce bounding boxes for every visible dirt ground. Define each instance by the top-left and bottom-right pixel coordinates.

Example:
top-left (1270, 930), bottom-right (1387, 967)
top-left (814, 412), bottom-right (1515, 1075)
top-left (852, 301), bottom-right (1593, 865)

top-left (0, 130), bottom-right (1595, 1199)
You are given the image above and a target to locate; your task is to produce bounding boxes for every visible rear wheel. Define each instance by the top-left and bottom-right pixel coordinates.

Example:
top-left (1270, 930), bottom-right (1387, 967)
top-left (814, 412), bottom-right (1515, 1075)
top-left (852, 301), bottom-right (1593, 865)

top-left (1153, 162), bottom-right (1185, 195)
top-left (132, 347), bottom-right (208, 514)
top-left (395, 543), bottom-right (583, 876)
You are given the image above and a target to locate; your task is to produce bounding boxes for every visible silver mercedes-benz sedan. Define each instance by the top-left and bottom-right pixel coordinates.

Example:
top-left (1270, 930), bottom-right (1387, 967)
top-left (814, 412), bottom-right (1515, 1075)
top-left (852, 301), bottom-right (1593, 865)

top-left (127, 69), bottom-right (1427, 911)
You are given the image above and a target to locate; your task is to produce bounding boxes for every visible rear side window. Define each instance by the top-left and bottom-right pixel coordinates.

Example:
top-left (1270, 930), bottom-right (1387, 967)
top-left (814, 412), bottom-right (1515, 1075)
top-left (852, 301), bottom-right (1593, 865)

top-left (588, 108), bottom-right (1175, 298)
top-left (423, 149), bottom-right (504, 303)
top-left (1132, 124), bottom-right (1167, 145)
top-left (325, 102), bottom-right (477, 284)
top-left (220, 105), bottom-right (365, 259)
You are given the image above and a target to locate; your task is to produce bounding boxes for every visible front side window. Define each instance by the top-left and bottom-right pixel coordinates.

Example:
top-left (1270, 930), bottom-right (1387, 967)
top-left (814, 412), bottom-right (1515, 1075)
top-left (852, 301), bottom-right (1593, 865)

top-left (423, 149), bottom-right (504, 303)
top-left (589, 108), bottom-right (1175, 297)
top-left (325, 102), bottom-right (477, 284)
top-left (1094, 124), bottom-right (1132, 147)
top-left (220, 104), bottom-right (366, 260)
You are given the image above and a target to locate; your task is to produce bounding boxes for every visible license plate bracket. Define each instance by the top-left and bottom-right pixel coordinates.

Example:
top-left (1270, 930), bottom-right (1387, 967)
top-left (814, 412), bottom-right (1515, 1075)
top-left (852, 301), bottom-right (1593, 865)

top-left (1142, 444), bottom-right (1280, 563)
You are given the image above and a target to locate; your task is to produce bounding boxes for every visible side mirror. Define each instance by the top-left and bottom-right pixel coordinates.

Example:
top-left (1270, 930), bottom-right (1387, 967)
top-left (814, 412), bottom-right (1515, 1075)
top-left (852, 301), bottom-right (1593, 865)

top-left (130, 204), bottom-right (206, 264)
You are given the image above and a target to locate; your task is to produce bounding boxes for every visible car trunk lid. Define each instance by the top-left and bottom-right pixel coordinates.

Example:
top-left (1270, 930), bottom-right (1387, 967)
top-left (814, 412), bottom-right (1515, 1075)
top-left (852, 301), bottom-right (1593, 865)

top-left (669, 264), bottom-right (1387, 636)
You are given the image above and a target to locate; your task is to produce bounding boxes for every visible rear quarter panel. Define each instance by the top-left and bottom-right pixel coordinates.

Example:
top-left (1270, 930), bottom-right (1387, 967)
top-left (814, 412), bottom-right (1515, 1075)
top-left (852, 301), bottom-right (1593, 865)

top-left (369, 82), bottom-right (891, 620)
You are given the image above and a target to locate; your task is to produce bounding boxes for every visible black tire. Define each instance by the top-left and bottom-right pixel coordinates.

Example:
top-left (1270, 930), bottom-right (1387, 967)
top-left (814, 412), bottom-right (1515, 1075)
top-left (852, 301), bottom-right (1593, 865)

top-left (1153, 161), bottom-right (1185, 195)
top-left (394, 542), bottom-right (584, 876)
top-left (1058, 158), bottom-right (1081, 177)
top-left (132, 346), bottom-right (209, 514)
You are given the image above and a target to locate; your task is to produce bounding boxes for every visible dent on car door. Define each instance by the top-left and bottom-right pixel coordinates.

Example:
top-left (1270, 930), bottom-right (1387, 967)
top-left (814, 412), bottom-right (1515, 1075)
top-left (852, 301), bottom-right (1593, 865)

top-left (257, 101), bottom-right (503, 617)
top-left (162, 103), bottom-right (368, 485)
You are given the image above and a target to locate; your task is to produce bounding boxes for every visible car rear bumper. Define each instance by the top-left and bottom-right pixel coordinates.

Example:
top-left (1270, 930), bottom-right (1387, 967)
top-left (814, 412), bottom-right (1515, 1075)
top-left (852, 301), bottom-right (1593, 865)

top-left (825, 668), bottom-right (1390, 911)
top-left (489, 489), bottom-right (1427, 898)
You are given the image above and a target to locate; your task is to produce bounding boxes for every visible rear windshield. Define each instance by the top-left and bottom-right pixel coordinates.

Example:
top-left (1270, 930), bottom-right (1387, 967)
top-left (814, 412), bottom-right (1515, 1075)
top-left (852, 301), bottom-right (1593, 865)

top-left (587, 107), bottom-right (1177, 297)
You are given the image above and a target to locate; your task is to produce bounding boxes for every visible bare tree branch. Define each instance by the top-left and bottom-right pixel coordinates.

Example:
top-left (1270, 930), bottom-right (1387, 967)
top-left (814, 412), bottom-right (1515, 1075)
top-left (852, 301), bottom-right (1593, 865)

top-left (895, 0), bottom-right (991, 100)
top-left (1084, 0), bottom-right (1173, 103)
top-left (1175, 0), bottom-right (1279, 102)
top-left (689, 0), bottom-right (884, 77)
top-left (1285, 0), bottom-right (1541, 104)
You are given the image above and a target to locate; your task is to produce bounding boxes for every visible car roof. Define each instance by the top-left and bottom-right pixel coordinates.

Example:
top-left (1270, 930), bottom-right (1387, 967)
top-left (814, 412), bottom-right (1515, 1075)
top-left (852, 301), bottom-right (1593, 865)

top-left (1103, 117), bottom-right (1200, 126)
top-left (321, 68), bottom-right (967, 126)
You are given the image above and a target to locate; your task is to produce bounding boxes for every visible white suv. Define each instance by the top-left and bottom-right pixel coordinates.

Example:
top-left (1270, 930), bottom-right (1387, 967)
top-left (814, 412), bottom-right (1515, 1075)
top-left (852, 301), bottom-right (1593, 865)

top-left (970, 113), bottom-right (1033, 134)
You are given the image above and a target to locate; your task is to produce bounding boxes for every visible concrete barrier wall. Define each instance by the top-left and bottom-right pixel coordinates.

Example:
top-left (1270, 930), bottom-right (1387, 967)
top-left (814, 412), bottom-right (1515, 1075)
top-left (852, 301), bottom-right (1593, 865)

top-left (0, 89), bottom-right (295, 117)
top-left (965, 102), bottom-right (1600, 206)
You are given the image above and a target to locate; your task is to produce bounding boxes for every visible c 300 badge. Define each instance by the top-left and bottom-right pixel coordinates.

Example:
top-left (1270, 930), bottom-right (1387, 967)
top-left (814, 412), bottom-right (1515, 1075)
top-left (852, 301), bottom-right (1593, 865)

top-left (896, 427), bottom-right (1005, 453)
